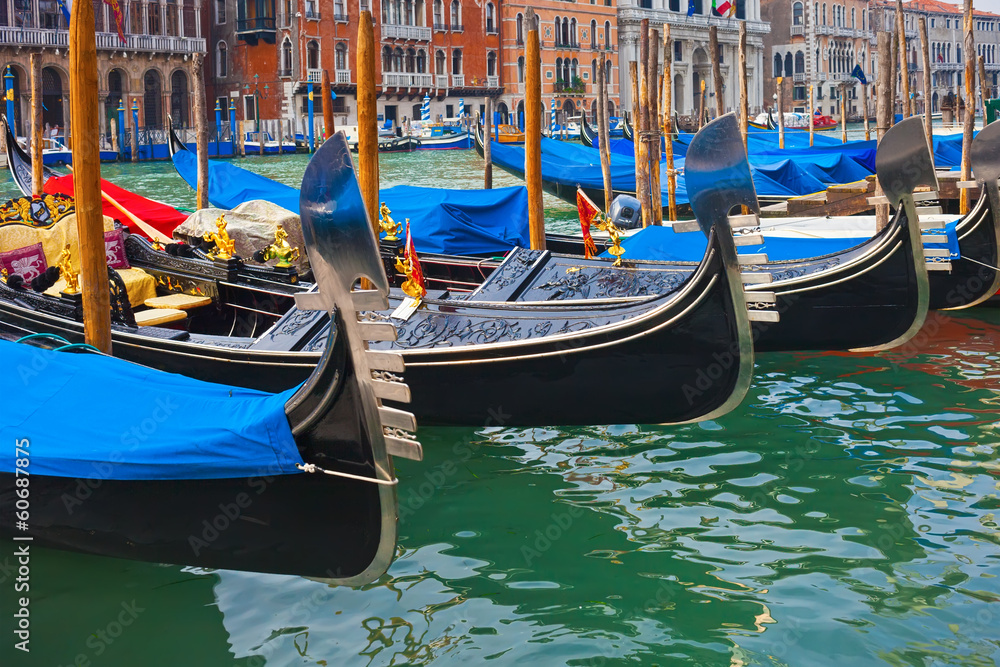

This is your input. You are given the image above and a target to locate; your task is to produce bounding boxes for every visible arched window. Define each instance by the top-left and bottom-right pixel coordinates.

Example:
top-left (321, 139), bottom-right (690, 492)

top-left (554, 15), bottom-right (560, 44)
top-left (487, 51), bottom-right (496, 77)
top-left (307, 40), bottom-right (319, 70)
top-left (570, 18), bottom-right (576, 46)
top-left (563, 17), bottom-right (570, 45)
top-left (393, 47), bottom-right (404, 71)
top-left (851, 7), bottom-right (855, 27)
top-left (436, 49), bottom-right (446, 73)
top-left (774, 53), bottom-right (782, 77)
top-left (591, 58), bottom-right (597, 82)
top-left (433, 0), bottom-right (443, 26)
top-left (571, 57), bottom-right (578, 82)
top-left (795, 51), bottom-right (804, 74)
top-left (452, 49), bottom-right (462, 75)
top-left (604, 20), bottom-right (611, 47)
top-left (555, 57), bottom-right (563, 82)
top-left (518, 55), bottom-right (525, 82)
top-left (215, 0), bottom-right (225, 23)
top-left (792, 2), bottom-right (803, 25)
top-left (383, 46), bottom-right (393, 71)
top-left (450, 0), bottom-right (460, 26)
top-left (669, 0), bottom-right (680, 10)
top-left (406, 48), bottom-right (416, 72)
top-left (143, 70), bottom-right (163, 129)
top-left (216, 41), bottom-right (228, 78)
top-left (517, 13), bottom-right (524, 43)
top-left (486, 2), bottom-right (495, 32)
top-left (604, 59), bottom-right (611, 82)
top-left (170, 69), bottom-right (188, 127)
top-left (822, 2), bottom-right (826, 24)
top-left (674, 40), bottom-right (682, 62)
top-left (784, 52), bottom-right (793, 76)
top-left (336, 43), bottom-right (348, 71)
top-left (416, 49), bottom-right (427, 72)
top-left (282, 38), bottom-right (293, 74)
top-left (590, 19), bottom-right (597, 46)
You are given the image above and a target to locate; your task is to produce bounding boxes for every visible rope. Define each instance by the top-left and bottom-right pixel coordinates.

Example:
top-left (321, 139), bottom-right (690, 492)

top-left (16, 333), bottom-right (71, 346)
top-left (52, 343), bottom-right (104, 354)
top-left (961, 256), bottom-right (1000, 273)
top-left (296, 462), bottom-right (398, 486)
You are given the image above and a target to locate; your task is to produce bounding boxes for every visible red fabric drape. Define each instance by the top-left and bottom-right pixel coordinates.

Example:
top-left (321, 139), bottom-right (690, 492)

top-left (43, 175), bottom-right (187, 239)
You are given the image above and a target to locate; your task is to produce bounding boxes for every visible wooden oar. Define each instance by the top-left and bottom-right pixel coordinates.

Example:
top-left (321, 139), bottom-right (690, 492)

top-left (65, 164), bottom-right (174, 243)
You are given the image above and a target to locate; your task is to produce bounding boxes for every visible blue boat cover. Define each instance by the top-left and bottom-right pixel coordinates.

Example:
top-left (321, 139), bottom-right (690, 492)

top-left (379, 185), bottom-right (530, 254)
top-left (606, 220), bottom-right (961, 262)
top-left (0, 341), bottom-right (303, 480)
top-left (173, 151), bottom-right (529, 256)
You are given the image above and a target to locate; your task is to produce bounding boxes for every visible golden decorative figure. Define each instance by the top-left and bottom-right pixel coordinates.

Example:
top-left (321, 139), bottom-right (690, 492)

top-left (57, 244), bottom-right (80, 294)
top-left (591, 212), bottom-right (626, 266)
top-left (378, 202), bottom-right (402, 242)
top-left (1, 268), bottom-right (8, 282)
top-left (203, 214), bottom-right (236, 260)
top-left (151, 240), bottom-right (166, 252)
top-left (259, 224), bottom-right (301, 268)
top-left (394, 254), bottom-right (424, 304)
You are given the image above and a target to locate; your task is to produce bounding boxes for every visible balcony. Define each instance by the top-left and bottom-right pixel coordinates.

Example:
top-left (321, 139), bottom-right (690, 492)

top-left (486, 25), bottom-right (498, 34)
top-left (277, 12), bottom-right (291, 28)
top-left (336, 69), bottom-right (352, 84)
top-left (793, 72), bottom-right (805, 82)
top-left (334, 12), bottom-right (348, 22)
top-left (304, 9), bottom-right (321, 19)
top-left (236, 17), bottom-right (277, 44)
top-left (307, 69), bottom-right (323, 83)
top-left (451, 74), bottom-right (465, 87)
top-left (383, 72), bottom-right (434, 88)
top-left (487, 75), bottom-right (499, 87)
top-left (791, 24), bottom-right (804, 36)
top-left (434, 22), bottom-right (449, 31)
top-left (452, 24), bottom-right (464, 32)
top-left (92, 32), bottom-right (206, 53)
top-left (554, 40), bottom-right (580, 48)
top-left (436, 74), bottom-right (449, 88)
top-left (383, 23), bottom-right (432, 41)
top-left (278, 67), bottom-right (292, 77)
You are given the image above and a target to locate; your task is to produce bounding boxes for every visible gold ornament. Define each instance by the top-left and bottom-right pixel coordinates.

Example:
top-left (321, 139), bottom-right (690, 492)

top-left (258, 224), bottom-right (301, 268)
top-left (592, 213), bottom-right (626, 266)
top-left (57, 244), bottom-right (80, 294)
top-left (203, 214), bottom-right (236, 260)
top-left (378, 202), bottom-right (402, 242)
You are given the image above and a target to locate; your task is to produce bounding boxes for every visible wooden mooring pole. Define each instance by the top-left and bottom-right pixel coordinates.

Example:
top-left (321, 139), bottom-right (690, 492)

top-left (631, 60), bottom-right (650, 226)
top-left (862, 81), bottom-right (870, 141)
top-left (841, 83), bottom-right (848, 144)
top-left (597, 61), bottom-right (613, 212)
top-left (919, 17), bottom-right (934, 156)
top-left (647, 24), bottom-right (662, 225)
top-left (896, 0), bottom-right (911, 118)
top-left (809, 84), bottom-right (815, 146)
top-left (709, 26), bottom-right (724, 119)
top-left (483, 95), bottom-right (493, 189)
top-left (960, 0), bottom-right (974, 215)
top-left (29, 54), bottom-right (42, 196)
top-left (978, 55), bottom-right (989, 119)
top-left (663, 23), bottom-right (677, 221)
top-left (358, 10), bottom-right (380, 234)
top-left (525, 8), bottom-right (545, 250)
top-left (192, 53), bottom-right (209, 210)
top-left (875, 32), bottom-right (893, 230)
top-left (69, 0), bottom-right (111, 353)
top-left (776, 77), bottom-right (785, 149)
top-left (322, 69), bottom-right (335, 140)
top-left (738, 21), bottom-right (748, 153)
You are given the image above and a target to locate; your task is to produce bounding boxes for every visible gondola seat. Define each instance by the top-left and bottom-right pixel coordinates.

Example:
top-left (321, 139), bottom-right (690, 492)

top-left (132, 308), bottom-right (187, 327)
top-left (144, 294), bottom-right (212, 310)
top-left (42, 268), bottom-right (157, 309)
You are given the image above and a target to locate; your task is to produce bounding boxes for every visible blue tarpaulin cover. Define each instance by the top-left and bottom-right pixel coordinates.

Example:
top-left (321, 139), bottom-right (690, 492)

top-left (379, 185), bottom-right (530, 254)
top-left (605, 221), bottom-right (961, 262)
top-left (173, 151), bottom-right (529, 256)
top-left (0, 341), bottom-right (303, 480)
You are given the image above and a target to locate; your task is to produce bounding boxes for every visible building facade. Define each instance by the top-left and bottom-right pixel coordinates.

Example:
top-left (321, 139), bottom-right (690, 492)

top-left (497, 0), bottom-right (620, 127)
top-left (616, 0), bottom-right (769, 121)
top-left (764, 0), bottom-right (873, 118)
top-left (1, 0), bottom-right (206, 139)
top-left (871, 0), bottom-right (1000, 115)
top-left (213, 0), bottom-right (502, 130)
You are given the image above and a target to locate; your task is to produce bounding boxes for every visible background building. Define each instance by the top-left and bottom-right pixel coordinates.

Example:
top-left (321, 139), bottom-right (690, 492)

top-left (216, 0), bottom-right (502, 131)
top-left (1, 0), bottom-right (205, 140)
top-left (616, 0), bottom-right (769, 121)
top-left (498, 0), bottom-right (620, 127)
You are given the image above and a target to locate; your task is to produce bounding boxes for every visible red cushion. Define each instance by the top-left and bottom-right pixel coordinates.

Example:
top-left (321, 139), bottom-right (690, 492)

top-left (0, 243), bottom-right (47, 282)
top-left (104, 229), bottom-right (130, 269)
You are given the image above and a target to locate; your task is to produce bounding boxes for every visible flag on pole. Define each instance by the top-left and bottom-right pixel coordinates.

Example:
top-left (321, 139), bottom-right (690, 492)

top-left (712, 0), bottom-right (733, 16)
top-left (58, 0), bottom-right (127, 43)
top-left (687, 0), bottom-right (696, 16)
top-left (402, 220), bottom-right (426, 301)
top-left (850, 64), bottom-right (867, 85)
top-left (576, 188), bottom-right (601, 259)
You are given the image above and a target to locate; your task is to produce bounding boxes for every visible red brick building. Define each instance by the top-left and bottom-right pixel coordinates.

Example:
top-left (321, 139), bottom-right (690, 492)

top-left (208, 0), bottom-right (503, 129)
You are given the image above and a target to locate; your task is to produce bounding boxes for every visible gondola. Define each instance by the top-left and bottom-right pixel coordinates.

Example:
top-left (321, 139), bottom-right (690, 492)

top-left (376, 135), bottom-right (421, 152)
top-left (0, 137), bottom-right (421, 582)
top-left (2, 115), bottom-right (60, 195)
top-left (0, 121), bottom-right (760, 427)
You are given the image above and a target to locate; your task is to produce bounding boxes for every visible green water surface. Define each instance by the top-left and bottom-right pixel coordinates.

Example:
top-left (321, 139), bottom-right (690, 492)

top-left (0, 151), bottom-right (998, 667)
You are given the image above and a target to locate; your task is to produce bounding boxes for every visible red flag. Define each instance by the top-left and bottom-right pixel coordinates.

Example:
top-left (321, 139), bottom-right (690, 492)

top-left (105, 0), bottom-right (127, 44)
top-left (576, 188), bottom-right (600, 259)
top-left (404, 220), bottom-right (426, 299)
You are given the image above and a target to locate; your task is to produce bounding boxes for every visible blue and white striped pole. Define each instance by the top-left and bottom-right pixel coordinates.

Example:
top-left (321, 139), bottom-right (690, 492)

top-left (214, 99), bottom-right (222, 156)
top-left (5, 67), bottom-right (15, 132)
top-left (229, 104), bottom-right (236, 155)
top-left (421, 93), bottom-right (430, 121)
top-left (131, 98), bottom-right (139, 159)
top-left (550, 98), bottom-right (557, 135)
top-left (307, 82), bottom-right (315, 152)
top-left (117, 99), bottom-right (125, 159)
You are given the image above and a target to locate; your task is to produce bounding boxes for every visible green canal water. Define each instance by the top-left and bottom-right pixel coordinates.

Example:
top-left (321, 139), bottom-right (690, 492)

top-left (2, 151), bottom-right (1000, 666)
